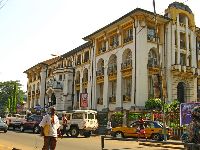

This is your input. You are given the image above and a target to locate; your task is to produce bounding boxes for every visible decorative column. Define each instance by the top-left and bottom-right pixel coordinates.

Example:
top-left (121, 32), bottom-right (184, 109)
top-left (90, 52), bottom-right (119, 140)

top-left (40, 66), bottom-right (47, 108)
top-left (177, 15), bottom-right (180, 65)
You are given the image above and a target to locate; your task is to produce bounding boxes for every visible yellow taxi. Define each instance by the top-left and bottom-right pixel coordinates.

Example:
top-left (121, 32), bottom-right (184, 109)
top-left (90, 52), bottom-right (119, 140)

top-left (111, 120), bottom-right (170, 141)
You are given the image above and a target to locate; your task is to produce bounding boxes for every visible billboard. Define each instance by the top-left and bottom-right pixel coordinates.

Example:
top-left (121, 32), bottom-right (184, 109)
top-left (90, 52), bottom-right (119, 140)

top-left (180, 102), bottom-right (200, 126)
top-left (80, 93), bottom-right (88, 108)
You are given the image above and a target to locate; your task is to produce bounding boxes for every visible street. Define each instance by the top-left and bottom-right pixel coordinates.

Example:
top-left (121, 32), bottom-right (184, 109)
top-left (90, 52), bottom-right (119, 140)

top-left (0, 130), bottom-right (184, 150)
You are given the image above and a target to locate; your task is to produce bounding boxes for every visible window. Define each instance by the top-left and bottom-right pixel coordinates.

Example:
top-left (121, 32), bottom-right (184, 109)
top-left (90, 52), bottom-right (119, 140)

top-left (72, 113), bottom-right (83, 119)
top-left (147, 28), bottom-right (156, 41)
top-left (98, 40), bottom-right (106, 53)
top-left (198, 41), bottom-right (200, 50)
top-left (110, 34), bottom-right (119, 47)
top-left (123, 28), bottom-right (133, 43)
top-left (84, 51), bottom-right (89, 62)
top-left (77, 55), bottom-right (81, 65)
top-left (88, 113), bottom-right (95, 119)
top-left (180, 53), bottom-right (186, 66)
top-left (175, 30), bottom-right (177, 46)
top-left (59, 75), bottom-right (62, 81)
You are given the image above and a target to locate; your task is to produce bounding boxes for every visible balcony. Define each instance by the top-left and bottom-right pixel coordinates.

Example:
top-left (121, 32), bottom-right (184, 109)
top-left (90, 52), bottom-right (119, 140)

top-left (32, 91), bottom-right (35, 95)
top-left (96, 69), bottom-right (104, 84)
top-left (98, 47), bottom-right (106, 55)
top-left (109, 96), bottom-right (116, 104)
top-left (82, 78), bottom-right (88, 87)
top-left (110, 41), bottom-right (119, 49)
top-left (97, 98), bottom-right (103, 105)
top-left (123, 36), bottom-right (133, 44)
top-left (147, 58), bottom-right (159, 75)
top-left (179, 23), bottom-right (186, 28)
top-left (121, 59), bottom-right (132, 78)
top-left (28, 92), bottom-right (31, 97)
top-left (196, 68), bottom-right (200, 76)
top-left (123, 95), bottom-right (131, 102)
top-left (36, 89), bottom-right (40, 95)
top-left (75, 80), bottom-right (80, 90)
top-left (107, 65), bottom-right (117, 81)
top-left (76, 61), bottom-right (81, 66)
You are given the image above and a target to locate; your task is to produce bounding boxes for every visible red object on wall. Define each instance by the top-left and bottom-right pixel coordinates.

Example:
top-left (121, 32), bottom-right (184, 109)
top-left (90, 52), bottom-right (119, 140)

top-left (80, 93), bottom-right (88, 108)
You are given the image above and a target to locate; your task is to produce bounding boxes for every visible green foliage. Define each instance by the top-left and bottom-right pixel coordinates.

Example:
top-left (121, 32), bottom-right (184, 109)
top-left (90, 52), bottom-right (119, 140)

top-left (0, 81), bottom-right (25, 115)
top-left (145, 98), bottom-right (163, 111)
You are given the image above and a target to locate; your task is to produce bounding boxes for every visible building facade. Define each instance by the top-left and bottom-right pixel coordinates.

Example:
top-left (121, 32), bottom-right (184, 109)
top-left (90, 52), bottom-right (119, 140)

top-left (24, 2), bottom-right (200, 115)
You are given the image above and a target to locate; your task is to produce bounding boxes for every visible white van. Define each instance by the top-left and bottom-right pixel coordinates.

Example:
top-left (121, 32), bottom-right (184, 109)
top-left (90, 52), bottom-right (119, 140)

top-left (59, 110), bottom-right (98, 137)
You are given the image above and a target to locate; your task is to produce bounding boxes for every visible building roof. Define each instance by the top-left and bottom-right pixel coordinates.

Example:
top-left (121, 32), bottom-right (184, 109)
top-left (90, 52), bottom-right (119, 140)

top-left (23, 56), bottom-right (59, 73)
top-left (60, 41), bottom-right (92, 59)
top-left (83, 8), bottom-right (170, 40)
top-left (168, 2), bottom-right (192, 14)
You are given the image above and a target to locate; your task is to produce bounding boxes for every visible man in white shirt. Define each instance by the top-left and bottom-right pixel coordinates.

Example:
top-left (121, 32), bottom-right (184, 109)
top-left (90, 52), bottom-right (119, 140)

top-left (39, 107), bottom-right (61, 150)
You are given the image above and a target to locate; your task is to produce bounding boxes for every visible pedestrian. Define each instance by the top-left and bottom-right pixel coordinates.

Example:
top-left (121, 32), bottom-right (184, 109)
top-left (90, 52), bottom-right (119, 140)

top-left (62, 113), bottom-right (68, 136)
top-left (136, 116), bottom-right (147, 141)
top-left (39, 106), bottom-right (61, 150)
top-left (105, 120), bottom-right (112, 136)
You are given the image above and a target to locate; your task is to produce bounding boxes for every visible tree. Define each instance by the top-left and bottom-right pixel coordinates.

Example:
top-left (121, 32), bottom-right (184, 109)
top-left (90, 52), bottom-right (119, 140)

top-left (145, 98), bottom-right (163, 111)
top-left (0, 81), bottom-right (25, 115)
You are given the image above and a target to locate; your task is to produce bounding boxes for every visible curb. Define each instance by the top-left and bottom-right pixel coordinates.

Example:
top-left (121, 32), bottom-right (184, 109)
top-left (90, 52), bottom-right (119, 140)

top-left (139, 142), bottom-right (184, 150)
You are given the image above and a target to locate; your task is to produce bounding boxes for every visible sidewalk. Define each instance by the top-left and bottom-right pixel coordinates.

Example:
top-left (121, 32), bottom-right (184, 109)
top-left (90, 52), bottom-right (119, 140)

top-left (138, 139), bottom-right (184, 149)
top-left (103, 136), bottom-right (185, 150)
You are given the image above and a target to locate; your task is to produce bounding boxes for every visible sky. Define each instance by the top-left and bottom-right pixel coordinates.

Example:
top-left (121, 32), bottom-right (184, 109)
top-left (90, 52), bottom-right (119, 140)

top-left (0, 0), bottom-right (199, 92)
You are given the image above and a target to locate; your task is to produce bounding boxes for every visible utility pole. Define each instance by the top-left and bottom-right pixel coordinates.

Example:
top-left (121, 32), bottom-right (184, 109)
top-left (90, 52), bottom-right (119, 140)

top-left (153, 0), bottom-right (167, 141)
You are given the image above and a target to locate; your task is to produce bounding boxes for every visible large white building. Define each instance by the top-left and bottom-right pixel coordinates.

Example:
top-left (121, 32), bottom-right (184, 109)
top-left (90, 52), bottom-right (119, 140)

top-left (24, 2), bottom-right (200, 115)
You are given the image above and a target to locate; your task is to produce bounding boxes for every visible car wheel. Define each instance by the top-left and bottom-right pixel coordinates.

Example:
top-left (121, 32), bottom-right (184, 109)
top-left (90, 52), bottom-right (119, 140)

top-left (33, 126), bottom-right (40, 133)
top-left (83, 131), bottom-right (91, 138)
top-left (70, 127), bottom-right (79, 137)
top-left (20, 125), bottom-right (24, 132)
top-left (4, 129), bottom-right (7, 133)
top-left (152, 133), bottom-right (160, 141)
top-left (115, 131), bottom-right (124, 138)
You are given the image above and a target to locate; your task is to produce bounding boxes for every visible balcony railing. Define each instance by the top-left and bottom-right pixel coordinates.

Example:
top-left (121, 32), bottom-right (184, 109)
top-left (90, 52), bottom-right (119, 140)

top-left (96, 69), bottom-right (104, 76)
top-left (97, 98), bottom-right (103, 105)
top-left (123, 36), bottom-right (133, 44)
top-left (147, 58), bottom-right (159, 68)
top-left (107, 65), bottom-right (117, 75)
top-left (75, 80), bottom-right (80, 85)
top-left (99, 47), bottom-right (106, 54)
top-left (121, 59), bottom-right (132, 70)
top-left (110, 41), bottom-right (119, 48)
top-left (36, 89), bottom-right (40, 95)
top-left (123, 95), bottom-right (131, 102)
top-left (109, 96), bottom-right (116, 103)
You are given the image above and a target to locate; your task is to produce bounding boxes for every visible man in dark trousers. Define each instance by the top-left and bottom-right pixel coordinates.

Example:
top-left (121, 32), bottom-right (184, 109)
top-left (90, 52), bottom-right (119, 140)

top-left (39, 107), bottom-right (61, 150)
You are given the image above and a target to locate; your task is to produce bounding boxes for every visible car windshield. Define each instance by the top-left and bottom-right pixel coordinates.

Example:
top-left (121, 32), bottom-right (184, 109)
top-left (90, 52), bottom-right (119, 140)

top-left (88, 113), bottom-right (94, 119)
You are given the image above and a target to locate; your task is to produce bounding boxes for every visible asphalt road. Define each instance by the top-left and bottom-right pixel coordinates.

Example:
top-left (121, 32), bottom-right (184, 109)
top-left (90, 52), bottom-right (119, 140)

top-left (0, 130), bottom-right (184, 150)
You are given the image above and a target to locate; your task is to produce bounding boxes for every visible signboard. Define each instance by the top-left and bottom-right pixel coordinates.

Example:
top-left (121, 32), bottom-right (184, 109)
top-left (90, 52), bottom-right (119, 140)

top-left (80, 93), bottom-right (88, 108)
top-left (180, 102), bottom-right (200, 126)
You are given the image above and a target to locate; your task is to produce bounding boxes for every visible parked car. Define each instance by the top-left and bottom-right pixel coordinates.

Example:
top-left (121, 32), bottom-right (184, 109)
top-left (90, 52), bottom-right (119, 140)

top-left (0, 117), bottom-right (8, 133)
top-left (20, 114), bottom-right (43, 133)
top-left (6, 114), bottom-right (26, 130)
top-left (111, 120), bottom-right (171, 141)
top-left (58, 110), bottom-right (98, 137)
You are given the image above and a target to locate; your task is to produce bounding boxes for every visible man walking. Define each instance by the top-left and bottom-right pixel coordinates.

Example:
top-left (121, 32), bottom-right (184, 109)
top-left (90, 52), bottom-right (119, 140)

top-left (39, 107), bottom-right (61, 150)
